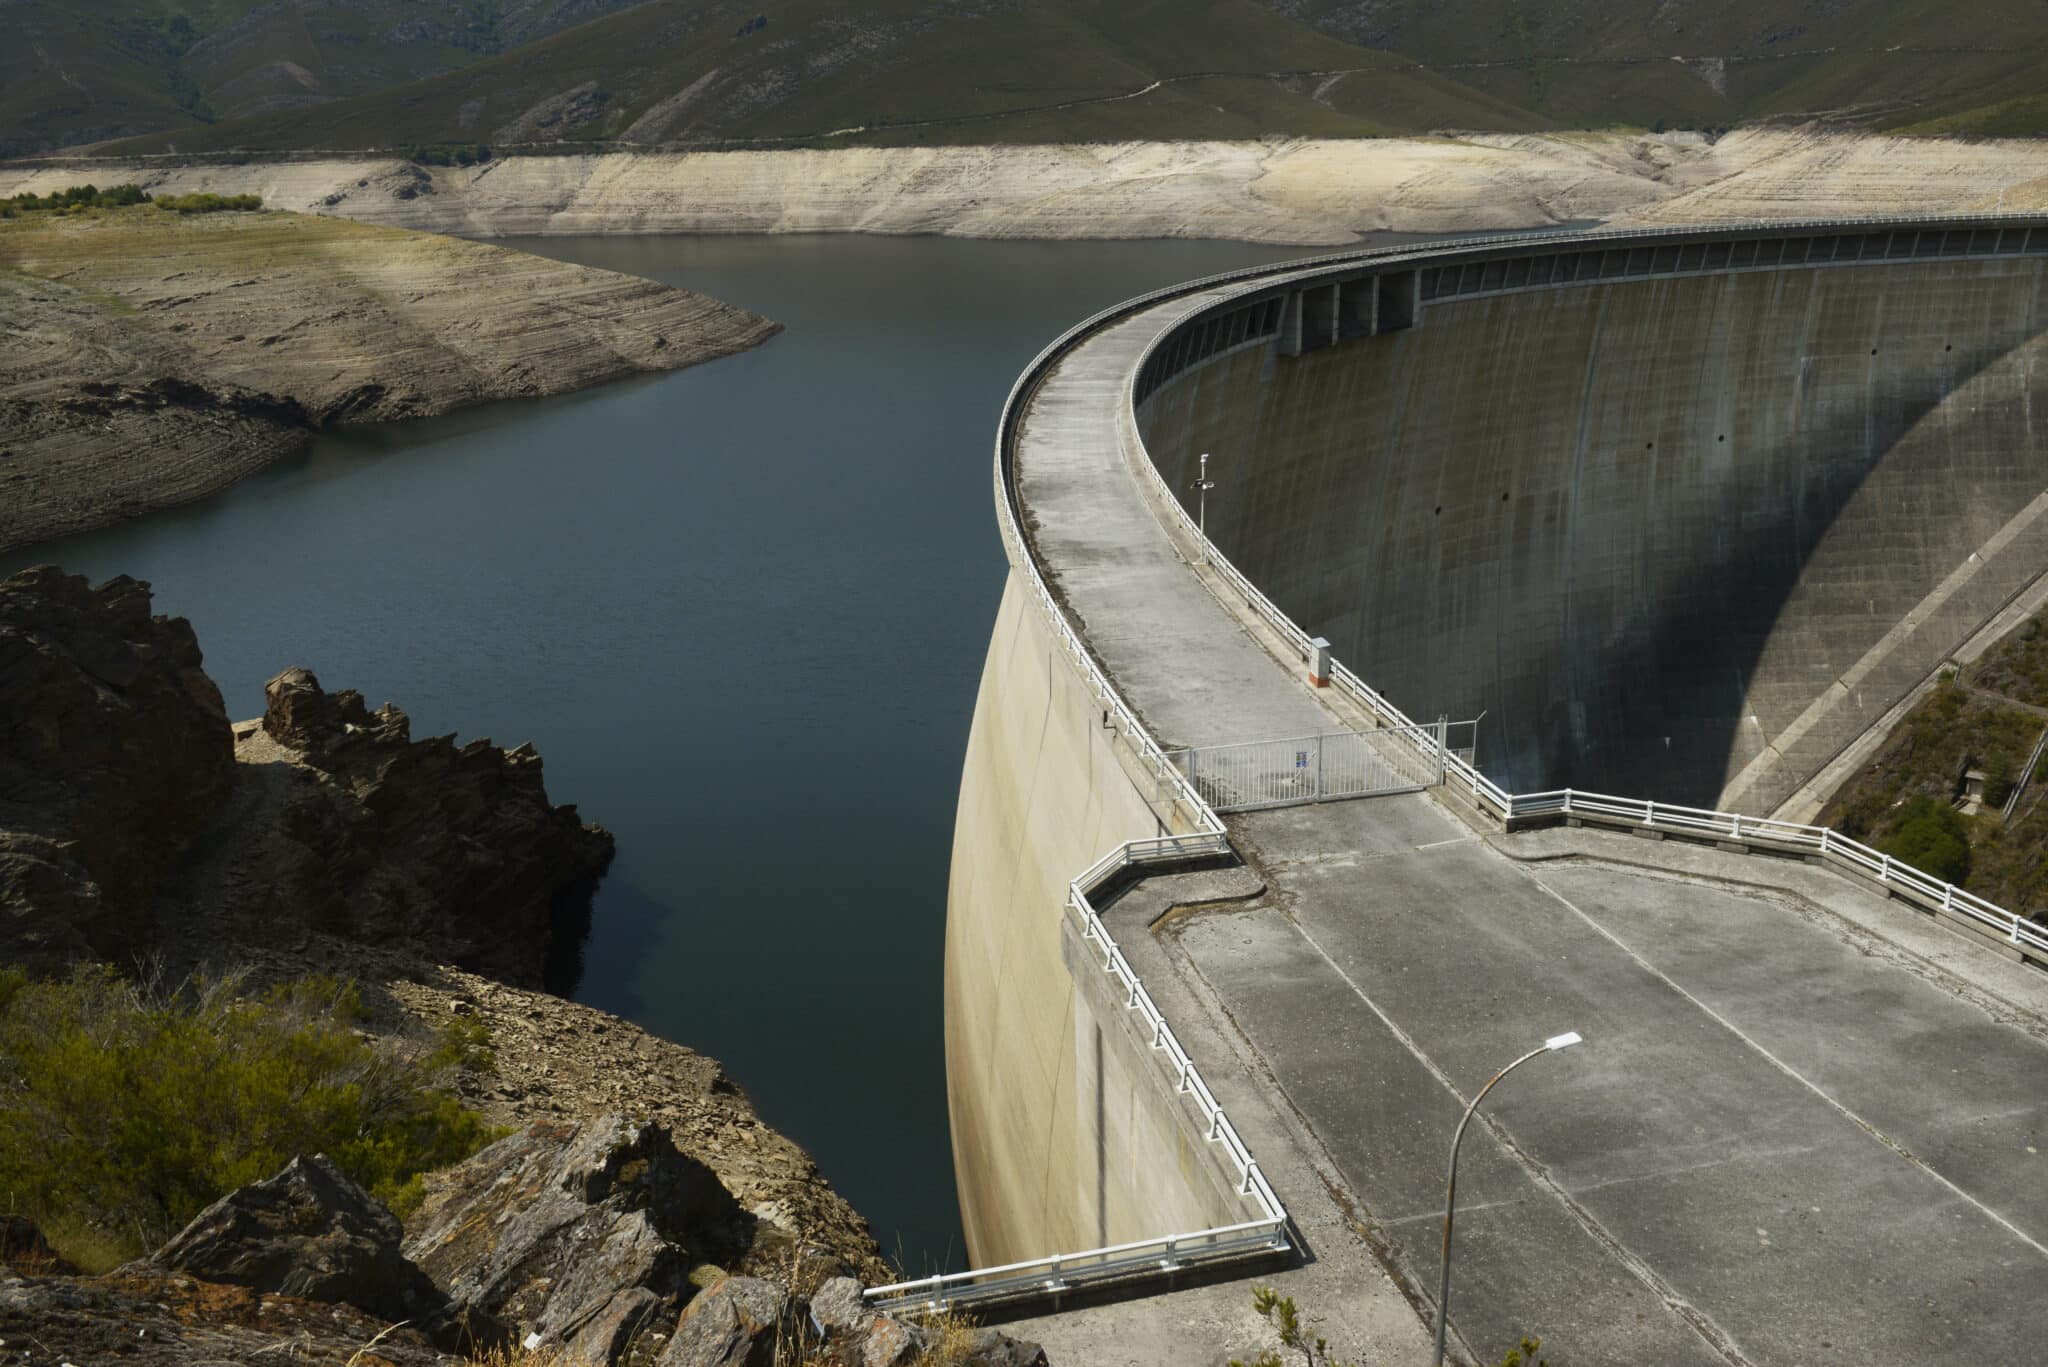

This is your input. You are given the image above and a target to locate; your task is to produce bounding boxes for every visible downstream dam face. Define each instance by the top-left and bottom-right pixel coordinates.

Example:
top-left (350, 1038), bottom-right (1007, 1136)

top-left (949, 219), bottom-right (2048, 1274)
top-left (1139, 224), bottom-right (2048, 812)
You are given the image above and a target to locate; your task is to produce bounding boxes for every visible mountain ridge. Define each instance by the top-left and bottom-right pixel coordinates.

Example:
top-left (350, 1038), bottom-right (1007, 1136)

top-left (13, 0), bottom-right (2048, 158)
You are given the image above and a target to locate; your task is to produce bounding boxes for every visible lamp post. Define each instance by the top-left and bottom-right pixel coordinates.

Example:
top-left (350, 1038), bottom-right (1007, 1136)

top-left (1193, 452), bottom-right (1217, 542)
top-left (1431, 1031), bottom-right (1584, 1367)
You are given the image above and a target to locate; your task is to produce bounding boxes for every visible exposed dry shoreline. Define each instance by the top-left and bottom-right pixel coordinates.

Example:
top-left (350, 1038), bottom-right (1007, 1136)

top-left (12, 128), bottom-right (2048, 246)
top-left (0, 208), bottom-right (778, 554)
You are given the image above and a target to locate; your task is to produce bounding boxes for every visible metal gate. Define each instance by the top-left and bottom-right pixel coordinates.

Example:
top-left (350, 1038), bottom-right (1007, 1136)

top-left (1169, 722), bottom-right (1472, 813)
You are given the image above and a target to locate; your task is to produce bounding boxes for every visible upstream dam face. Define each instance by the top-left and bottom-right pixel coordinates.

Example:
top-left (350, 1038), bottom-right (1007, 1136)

top-left (948, 220), bottom-right (2048, 1287)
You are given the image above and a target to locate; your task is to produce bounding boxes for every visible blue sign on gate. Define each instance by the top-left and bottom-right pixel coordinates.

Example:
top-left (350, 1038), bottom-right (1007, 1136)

top-left (1296, 750), bottom-right (1309, 769)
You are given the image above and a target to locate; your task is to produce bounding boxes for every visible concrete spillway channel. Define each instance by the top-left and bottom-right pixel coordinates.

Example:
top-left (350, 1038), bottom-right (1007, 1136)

top-left (937, 221), bottom-right (2048, 1364)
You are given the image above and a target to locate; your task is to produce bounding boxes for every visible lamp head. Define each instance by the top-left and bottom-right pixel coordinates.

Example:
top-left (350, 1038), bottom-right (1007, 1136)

top-left (1544, 1031), bottom-right (1583, 1052)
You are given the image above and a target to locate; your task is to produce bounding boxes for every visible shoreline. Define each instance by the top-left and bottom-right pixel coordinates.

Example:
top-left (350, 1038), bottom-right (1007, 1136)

top-left (11, 128), bottom-right (2048, 246)
top-left (0, 208), bottom-right (779, 555)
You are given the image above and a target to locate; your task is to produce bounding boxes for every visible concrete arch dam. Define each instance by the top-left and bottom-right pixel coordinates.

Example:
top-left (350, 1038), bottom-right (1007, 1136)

top-left (946, 219), bottom-right (2048, 1360)
top-left (1140, 223), bottom-right (2048, 814)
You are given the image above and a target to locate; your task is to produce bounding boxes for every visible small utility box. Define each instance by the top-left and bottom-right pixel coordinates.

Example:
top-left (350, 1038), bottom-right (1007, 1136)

top-left (1309, 637), bottom-right (1332, 688)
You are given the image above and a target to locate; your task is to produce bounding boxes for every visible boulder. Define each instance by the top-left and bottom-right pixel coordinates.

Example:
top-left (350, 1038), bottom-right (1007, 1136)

top-left (0, 567), bottom-right (232, 970)
top-left (0, 1268), bottom-right (450, 1366)
top-left (404, 1115), bottom-right (748, 1359)
top-left (146, 1154), bottom-right (444, 1322)
top-left (255, 665), bottom-right (615, 990)
top-left (143, 1153), bottom-right (508, 1353)
top-left (860, 1314), bottom-right (921, 1367)
top-left (965, 1328), bottom-right (1052, 1367)
top-left (809, 1275), bottom-right (867, 1338)
top-left (658, 1275), bottom-right (796, 1367)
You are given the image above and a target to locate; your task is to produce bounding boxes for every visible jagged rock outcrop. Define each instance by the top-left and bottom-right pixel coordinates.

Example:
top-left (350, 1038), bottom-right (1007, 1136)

top-left (0, 566), bottom-right (233, 972)
top-left (143, 1153), bottom-right (506, 1352)
top-left (0, 1269), bottom-right (455, 1365)
top-left (652, 1274), bottom-right (1049, 1367)
top-left (246, 665), bottom-right (615, 989)
top-left (0, 1148), bottom-right (1041, 1367)
top-left (404, 1115), bottom-right (748, 1356)
top-left (0, 567), bottom-right (612, 989)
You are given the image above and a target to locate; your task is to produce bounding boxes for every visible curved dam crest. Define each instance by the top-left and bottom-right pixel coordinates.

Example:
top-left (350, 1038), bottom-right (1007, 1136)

top-left (947, 220), bottom-right (2048, 1353)
top-left (1137, 235), bottom-right (2048, 811)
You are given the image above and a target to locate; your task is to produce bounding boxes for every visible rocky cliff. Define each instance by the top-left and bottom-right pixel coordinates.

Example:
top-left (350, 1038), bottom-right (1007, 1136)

top-left (0, 564), bottom-right (887, 1297)
top-left (0, 207), bottom-right (780, 552)
top-left (0, 566), bottom-right (612, 989)
top-left (0, 566), bottom-right (234, 970)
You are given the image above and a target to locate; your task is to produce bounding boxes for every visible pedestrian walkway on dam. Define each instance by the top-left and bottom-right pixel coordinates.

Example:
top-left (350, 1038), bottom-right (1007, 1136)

top-left (1011, 284), bottom-right (2048, 1364)
top-left (1017, 279), bottom-right (1337, 750)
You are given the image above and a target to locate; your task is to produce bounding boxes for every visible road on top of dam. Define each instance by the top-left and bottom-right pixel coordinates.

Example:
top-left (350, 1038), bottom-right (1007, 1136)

top-left (1012, 276), bottom-right (2048, 1364)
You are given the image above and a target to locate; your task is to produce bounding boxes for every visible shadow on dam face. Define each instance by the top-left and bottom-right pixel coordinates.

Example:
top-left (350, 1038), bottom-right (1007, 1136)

top-left (1139, 257), bottom-right (2048, 811)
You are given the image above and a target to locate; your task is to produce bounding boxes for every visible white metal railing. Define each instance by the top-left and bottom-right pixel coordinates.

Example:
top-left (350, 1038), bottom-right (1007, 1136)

top-left (876, 216), bottom-right (2048, 1317)
top-left (865, 260), bottom-right (1302, 1317)
top-left (1115, 232), bottom-right (2048, 966)
top-left (865, 836), bottom-right (1287, 1315)
top-left (1168, 725), bottom-right (1461, 811)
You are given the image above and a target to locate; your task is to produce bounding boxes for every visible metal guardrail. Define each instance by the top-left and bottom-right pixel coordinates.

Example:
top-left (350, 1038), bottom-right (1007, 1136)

top-left (877, 214), bottom-right (2048, 1318)
top-left (1168, 725), bottom-right (1456, 811)
top-left (1116, 228), bottom-right (2048, 965)
top-left (867, 836), bottom-right (1288, 1315)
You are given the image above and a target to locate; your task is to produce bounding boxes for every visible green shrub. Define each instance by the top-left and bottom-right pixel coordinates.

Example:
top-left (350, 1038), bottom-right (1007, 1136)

top-left (405, 143), bottom-right (492, 167)
top-left (152, 192), bottom-right (263, 214)
top-left (5, 183), bottom-right (152, 215)
top-left (1880, 796), bottom-right (1973, 885)
top-left (0, 966), bottom-right (496, 1267)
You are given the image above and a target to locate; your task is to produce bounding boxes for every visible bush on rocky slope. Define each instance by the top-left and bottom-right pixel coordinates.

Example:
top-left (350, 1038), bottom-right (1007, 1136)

top-left (0, 965), bottom-right (497, 1267)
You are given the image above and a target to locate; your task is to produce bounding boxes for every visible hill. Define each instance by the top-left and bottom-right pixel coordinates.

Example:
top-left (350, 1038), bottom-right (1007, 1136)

top-left (0, 201), bottom-right (777, 548)
top-left (1, 0), bottom-right (647, 157)
top-left (16, 0), bottom-right (2048, 157)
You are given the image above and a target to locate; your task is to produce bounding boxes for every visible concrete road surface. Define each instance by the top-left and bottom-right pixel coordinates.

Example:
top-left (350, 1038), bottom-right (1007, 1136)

top-left (1169, 795), bottom-right (2048, 1366)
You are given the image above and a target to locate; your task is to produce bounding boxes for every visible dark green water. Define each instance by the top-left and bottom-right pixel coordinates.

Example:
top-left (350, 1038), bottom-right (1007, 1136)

top-left (9, 234), bottom-right (1321, 1270)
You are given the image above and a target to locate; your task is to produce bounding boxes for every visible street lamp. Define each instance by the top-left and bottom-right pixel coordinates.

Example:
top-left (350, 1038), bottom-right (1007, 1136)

top-left (1192, 452), bottom-right (1217, 545)
top-left (1431, 1031), bottom-right (1584, 1367)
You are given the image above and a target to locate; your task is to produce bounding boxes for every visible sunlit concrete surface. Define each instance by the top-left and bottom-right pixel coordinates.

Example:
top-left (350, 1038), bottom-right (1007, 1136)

top-left (1177, 799), bottom-right (2048, 1363)
top-left (954, 226), bottom-right (2048, 1361)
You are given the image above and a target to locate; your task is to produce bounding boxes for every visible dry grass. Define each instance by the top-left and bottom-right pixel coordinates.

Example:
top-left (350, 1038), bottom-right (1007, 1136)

top-left (463, 1346), bottom-right (580, 1367)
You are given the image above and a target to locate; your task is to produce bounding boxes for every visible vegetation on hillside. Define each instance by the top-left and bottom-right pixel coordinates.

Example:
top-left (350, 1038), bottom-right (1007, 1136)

top-left (0, 966), bottom-right (498, 1270)
top-left (0, 184), bottom-right (261, 218)
top-left (1823, 612), bottom-right (2048, 920)
top-left (1, 183), bottom-right (152, 215)
top-left (152, 190), bottom-right (264, 213)
top-left (14, 0), bottom-right (2048, 159)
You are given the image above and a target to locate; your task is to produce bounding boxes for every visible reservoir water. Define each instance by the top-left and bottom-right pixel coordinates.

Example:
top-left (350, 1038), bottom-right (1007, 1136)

top-left (9, 234), bottom-right (1321, 1269)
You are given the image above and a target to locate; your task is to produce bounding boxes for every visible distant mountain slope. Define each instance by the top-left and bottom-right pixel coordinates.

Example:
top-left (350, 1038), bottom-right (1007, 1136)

top-left (1, 0), bottom-right (651, 157)
top-left (86, 0), bottom-right (1554, 153)
top-left (17, 0), bottom-right (2048, 157)
top-left (1266, 0), bottom-right (2048, 131)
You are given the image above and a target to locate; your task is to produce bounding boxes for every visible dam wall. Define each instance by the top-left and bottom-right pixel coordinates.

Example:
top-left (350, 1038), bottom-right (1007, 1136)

top-left (946, 566), bottom-right (1251, 1264)
top-left (948, 217), bottom-right (2048, 1292)
top-left (1136, 232), bottom-right (2048, 811)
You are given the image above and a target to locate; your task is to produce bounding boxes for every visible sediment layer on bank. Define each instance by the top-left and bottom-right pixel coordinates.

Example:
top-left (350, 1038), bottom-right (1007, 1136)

top-left (0, 208), bottom-right (778, 552)
top-left (13, 129), bottom-right (2048, 249)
